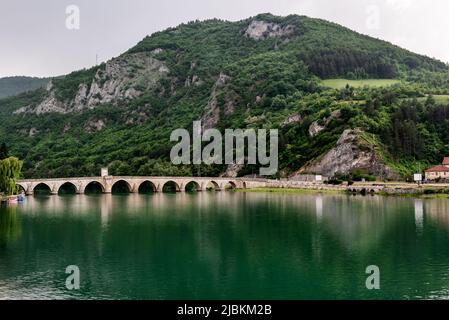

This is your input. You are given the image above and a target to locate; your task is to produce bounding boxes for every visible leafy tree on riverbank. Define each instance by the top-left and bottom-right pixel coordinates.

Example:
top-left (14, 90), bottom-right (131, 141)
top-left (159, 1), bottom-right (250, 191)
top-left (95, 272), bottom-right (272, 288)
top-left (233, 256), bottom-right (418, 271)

top-left (0, 157), bottom-right (23, 196)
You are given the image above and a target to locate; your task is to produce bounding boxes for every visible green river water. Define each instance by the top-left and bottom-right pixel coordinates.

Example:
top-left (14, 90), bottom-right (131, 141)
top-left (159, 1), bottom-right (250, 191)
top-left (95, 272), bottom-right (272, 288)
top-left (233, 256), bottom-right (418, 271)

top-left (1, 192), bottom-right (449, 300)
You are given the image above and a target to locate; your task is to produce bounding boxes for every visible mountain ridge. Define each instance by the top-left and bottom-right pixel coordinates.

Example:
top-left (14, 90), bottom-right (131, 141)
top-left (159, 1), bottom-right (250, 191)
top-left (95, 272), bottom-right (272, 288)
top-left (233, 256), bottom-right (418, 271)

top-left (1, 13), bottom-right (449, 179)
top-left (0, 76), bottom-right (50, 99)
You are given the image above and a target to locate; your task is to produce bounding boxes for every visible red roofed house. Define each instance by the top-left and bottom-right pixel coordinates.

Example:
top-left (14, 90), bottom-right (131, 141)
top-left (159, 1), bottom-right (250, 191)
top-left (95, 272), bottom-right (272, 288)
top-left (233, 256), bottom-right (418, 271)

top-left (425, 157), bottom-right (449, 181)
top-left (444, 157), bottom-right (449, 166)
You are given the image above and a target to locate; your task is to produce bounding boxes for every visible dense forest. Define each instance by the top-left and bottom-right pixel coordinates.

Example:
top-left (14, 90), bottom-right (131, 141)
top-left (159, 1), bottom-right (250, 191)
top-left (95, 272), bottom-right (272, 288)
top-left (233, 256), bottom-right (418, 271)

top-left (0, 13), bottom-right (449, 180)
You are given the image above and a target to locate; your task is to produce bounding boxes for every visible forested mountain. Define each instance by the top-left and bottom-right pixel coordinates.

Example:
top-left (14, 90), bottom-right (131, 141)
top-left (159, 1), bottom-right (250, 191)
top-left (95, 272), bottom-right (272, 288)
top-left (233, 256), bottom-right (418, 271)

top-left (0, 76), bottom-right (49, 99)
top-left (1, 13), bottom-right (449, 180)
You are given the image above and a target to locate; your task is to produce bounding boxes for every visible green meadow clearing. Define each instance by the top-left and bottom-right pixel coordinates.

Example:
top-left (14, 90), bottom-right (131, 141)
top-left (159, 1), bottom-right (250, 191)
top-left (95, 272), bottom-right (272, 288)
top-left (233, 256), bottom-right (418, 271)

top-left (322, 79), bottom-right (401, 89)
top-left (417, 95), bottom-right (449, 103)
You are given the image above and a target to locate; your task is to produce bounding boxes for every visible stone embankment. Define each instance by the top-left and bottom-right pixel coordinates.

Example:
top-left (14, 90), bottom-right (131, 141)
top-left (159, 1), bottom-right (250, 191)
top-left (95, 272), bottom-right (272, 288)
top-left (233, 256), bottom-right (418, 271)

top-left (259, 180), bottom-right (449, 195)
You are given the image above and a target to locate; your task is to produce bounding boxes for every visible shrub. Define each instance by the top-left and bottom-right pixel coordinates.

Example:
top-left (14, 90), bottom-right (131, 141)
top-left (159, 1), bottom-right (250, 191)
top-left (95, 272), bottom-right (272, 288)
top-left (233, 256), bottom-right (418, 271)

top-left (328, 179), bottom-right (343, 185)
top-left (423, 188), bottom-right (438, 194)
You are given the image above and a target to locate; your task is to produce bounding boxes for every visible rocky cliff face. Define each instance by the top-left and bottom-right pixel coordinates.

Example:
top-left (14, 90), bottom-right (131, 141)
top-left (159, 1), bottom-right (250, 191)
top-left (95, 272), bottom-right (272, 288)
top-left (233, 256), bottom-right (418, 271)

top-left (201, 72), bottom-right (234, 130)
top-left (15, 51), bottom-right (169, 115)
top-left (245, 20), bottom-right (295, 40)
top-left (308, 110), bottom-right (341, 137)
top-left (298, 129), bottom-right (397, 179)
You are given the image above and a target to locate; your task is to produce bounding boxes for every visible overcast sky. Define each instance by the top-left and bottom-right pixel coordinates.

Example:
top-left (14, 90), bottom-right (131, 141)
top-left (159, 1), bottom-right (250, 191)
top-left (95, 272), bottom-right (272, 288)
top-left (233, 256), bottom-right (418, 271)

top-left (1, 0), bottom-right (448, 78)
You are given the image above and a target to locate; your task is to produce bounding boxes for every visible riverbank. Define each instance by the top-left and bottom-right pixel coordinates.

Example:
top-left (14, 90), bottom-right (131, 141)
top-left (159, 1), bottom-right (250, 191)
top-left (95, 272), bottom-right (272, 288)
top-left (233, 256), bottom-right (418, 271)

top-left (238, 187), bottom-right (345, 194)
top-left (240, 184), bottom-right (449, 198)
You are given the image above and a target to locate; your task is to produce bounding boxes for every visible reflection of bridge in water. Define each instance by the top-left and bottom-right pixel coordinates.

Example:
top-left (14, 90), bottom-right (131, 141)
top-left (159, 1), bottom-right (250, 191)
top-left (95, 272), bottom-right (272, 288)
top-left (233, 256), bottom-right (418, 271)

top-left (17, 176), bottom-right (269, 195)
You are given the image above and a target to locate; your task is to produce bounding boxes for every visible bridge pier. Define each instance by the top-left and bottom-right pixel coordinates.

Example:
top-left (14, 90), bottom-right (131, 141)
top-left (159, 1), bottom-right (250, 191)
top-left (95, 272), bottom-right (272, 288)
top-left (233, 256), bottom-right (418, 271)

top-left (130, 183), bottom-right (138, 193)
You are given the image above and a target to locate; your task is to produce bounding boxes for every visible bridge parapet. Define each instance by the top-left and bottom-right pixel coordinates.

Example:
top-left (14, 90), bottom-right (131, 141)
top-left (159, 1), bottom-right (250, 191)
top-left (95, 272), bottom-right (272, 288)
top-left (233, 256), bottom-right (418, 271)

top-left (16, 176), bottom-right (259, 195)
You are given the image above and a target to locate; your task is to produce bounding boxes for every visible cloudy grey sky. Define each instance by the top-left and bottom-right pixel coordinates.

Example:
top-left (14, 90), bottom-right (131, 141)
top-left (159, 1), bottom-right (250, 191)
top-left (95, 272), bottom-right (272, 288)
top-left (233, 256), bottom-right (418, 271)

top-left (1, 0), bottom-right (447, 78)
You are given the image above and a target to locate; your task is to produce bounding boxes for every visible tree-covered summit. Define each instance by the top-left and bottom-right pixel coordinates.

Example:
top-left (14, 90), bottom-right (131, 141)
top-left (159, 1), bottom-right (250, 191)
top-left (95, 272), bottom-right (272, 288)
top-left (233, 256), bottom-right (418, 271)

top-left (1, 13), bottom-right (449, 179)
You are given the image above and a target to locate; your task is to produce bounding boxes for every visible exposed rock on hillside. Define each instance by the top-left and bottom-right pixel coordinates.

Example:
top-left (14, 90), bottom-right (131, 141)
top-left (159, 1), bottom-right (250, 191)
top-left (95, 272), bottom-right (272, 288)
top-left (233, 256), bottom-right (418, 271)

top-left (308, 121), bottom-right (325, 137)
top-left (125, 109), bottom-right (150, 125)
top-left (201, 72), bottom-right (233, 130)
top-left (17, 127), bottom-right (40, 137)
top-left (245, 20), bottom-right (295, 40)
top-left (16, 91), bottom-right (68, 115)
top-left (281, 113), bottom-right (302, 127)
top-left (4, 13), bottom-right (448, 179)
top-left (221, 164), bottom-right (244, 178)
top-left (298, 129), bottom-right (397, 179)
top-left (308, 110), bottom-right (341, 137)
top-left (15, 52), bottom-right (169, 115)
top-left (84, 119), bottom-right (106, 134)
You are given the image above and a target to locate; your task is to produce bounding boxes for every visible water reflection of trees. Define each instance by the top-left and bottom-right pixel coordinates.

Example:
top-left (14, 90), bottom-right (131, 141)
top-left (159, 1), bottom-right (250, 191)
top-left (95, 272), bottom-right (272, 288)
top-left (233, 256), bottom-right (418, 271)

top-left (7, 194), bottom-right (449, 299)
top-left (0, 205), bottom-right (21, 248)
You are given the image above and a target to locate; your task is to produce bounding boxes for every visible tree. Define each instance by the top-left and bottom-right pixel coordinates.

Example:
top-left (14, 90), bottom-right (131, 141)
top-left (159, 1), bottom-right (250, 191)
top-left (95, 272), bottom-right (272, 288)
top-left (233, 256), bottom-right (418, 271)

top-left (0, 143), bottom-right (9, 160)
top-left (108, 160), bottom-right (131, 176)
top-left (0, 157), bottom-right (23, 196)
top-left (425, 94), bottom-right (435, 107)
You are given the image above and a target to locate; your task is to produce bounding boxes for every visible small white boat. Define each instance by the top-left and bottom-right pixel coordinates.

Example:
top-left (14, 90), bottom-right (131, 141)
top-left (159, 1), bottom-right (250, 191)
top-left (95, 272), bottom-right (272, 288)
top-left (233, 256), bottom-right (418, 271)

top-left (6, 196), bottom-right (18, 204)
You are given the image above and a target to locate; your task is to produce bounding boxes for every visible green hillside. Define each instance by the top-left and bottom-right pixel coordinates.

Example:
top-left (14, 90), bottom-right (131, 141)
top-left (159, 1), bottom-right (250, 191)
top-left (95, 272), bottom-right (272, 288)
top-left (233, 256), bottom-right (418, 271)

top-left (1, 13), bottom-right (449, 179)
top-left (0, 76), bottom-right (49, 99)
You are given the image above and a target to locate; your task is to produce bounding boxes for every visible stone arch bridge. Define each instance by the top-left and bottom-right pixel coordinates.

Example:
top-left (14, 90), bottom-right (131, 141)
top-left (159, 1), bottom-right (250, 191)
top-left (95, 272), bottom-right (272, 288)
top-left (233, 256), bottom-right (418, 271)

top-left (17, 176), bottom-right (268, 195)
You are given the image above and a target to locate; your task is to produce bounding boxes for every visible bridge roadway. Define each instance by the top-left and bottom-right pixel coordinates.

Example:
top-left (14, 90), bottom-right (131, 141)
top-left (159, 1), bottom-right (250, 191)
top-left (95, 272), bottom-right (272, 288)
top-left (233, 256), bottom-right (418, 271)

top-left (16, 176), bottom-right (269, 195)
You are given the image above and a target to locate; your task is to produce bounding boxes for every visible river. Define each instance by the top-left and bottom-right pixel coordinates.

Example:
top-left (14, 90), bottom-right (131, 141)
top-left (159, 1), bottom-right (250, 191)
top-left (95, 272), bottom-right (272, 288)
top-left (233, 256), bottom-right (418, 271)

top-left (1, 192), bottom-right (449, 299)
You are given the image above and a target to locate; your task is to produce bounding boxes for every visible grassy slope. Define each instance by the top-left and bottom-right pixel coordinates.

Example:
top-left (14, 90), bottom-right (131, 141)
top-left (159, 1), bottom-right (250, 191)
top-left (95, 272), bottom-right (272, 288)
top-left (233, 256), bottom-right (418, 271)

top-left (322, 79), bottom-right (401, 89)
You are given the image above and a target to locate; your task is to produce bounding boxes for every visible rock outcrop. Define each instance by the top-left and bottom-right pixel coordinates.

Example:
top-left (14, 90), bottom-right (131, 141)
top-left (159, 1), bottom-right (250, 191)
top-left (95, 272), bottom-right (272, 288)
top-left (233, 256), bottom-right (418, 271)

top-left (201, 72), bottom-right (233, 130)
top-left (245, 20), bottom-right (295, 40)
top-left (15, 52), bottom-right (169, 115)
top-left (84, 119), bottom-right (106, 134)
top-left (308, 121), bottom-right (325, 137)
top-left (308, 110), bottom-right (341, 137)
top-left (221, 163), bottom-right (244, 178)
top-left (281, 113), bottom-right (302, 127)
top-left (298, 129), bottom-right (397, 179)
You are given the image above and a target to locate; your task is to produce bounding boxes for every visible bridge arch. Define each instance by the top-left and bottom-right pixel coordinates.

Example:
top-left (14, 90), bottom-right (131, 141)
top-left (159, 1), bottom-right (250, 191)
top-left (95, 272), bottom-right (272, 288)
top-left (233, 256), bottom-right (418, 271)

top-left (111, 180), bottom-right (132, 194)
top-left (162, 180), bottom-right (180, 193)
top-left (16, 182), bottom-right (27, 193)
top-left (84, 181), bottom-right (105, 194)
top-left (204, 180), bottom-right (220, 191)
top-left (224, 181), bottom-right (237, 190)
top-left (33, 182), bottom-right (52, 195)
top-left (58, 182), bottom-right (78, 194)
top-left (184, 181), bottom-right (201, 192)
top-left (138, 180), bottom-right (157, 193)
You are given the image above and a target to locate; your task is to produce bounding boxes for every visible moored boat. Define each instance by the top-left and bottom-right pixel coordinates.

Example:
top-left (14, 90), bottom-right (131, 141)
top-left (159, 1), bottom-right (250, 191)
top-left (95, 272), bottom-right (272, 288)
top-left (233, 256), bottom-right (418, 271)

top-left (6, 196), bottom-right (18, 204)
